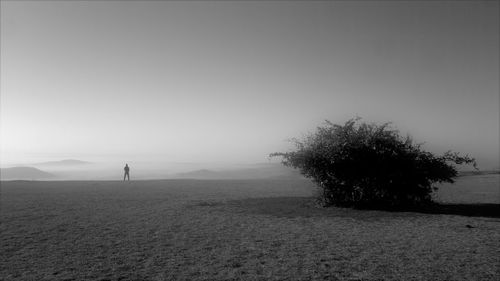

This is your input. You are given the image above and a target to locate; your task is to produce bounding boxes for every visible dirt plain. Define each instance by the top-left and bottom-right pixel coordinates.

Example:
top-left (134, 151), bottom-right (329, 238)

top-left (1, 176), bottom-right (499, 280)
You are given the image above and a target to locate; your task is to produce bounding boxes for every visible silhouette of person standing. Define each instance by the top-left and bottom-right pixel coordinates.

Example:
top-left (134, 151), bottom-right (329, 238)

top-left (124, 164), bottom-right (130, 181)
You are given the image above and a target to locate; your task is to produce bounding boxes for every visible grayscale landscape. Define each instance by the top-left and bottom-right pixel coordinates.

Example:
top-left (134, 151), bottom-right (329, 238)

top-left (1, 1), bottom-right (498, 280)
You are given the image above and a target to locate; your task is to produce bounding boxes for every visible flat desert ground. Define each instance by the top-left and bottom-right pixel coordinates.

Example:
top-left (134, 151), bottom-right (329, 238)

top-left (1, 175), bottom-right (499, 281)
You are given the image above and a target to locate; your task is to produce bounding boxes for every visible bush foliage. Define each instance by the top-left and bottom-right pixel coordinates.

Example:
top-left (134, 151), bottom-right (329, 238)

top-left (271, 118), bottom-right (476, 208)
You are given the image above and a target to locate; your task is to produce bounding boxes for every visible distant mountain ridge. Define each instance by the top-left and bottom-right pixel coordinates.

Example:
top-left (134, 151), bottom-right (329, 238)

top-left (0, 167), bottom-right (55, 180)
top-left (458, 170), bottom-right (500, 177)
top-left (174, 164), bottom-right (303, 180)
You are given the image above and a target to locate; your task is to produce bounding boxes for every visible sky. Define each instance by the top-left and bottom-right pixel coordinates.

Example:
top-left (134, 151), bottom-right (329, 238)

top-left (1, 1), bottom-right (499, 169)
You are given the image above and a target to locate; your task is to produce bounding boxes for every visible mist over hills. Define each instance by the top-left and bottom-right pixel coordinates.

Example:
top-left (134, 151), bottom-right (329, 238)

top-left (0, 159), bottom-right (303, 181)
top-left (0, 167), bottom-right (55, 180)
top-left (1, 157), bottom-right (497, 181)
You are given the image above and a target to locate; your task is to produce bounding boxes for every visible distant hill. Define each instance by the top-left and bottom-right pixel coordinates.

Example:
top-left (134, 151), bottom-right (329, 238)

top-left (174, 163), bottom-right (303, 180)
top-left (0, 167), bottom-right (55, 180)
top-left (34, 159), bottom-right (91, 166)
top-left (458, 170), bottom-right (500, 177)
top-left (175, 169), bottom-right (222, 179)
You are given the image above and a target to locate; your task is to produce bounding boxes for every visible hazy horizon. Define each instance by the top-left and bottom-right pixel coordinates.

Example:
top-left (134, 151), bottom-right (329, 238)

top-left (1, 1), bottom-right (499, 170)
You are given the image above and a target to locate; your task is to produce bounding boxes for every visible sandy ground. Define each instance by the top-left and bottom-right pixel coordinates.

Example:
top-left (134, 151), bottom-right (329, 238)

top-left (1, 178), bottom-right (499, 281)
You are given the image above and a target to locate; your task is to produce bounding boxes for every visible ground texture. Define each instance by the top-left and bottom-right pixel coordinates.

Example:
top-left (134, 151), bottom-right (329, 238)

top-left (1, 178), bottom-right (499, 280)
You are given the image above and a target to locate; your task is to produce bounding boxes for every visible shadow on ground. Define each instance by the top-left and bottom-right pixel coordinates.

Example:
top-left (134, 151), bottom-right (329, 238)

top-left (220, 197), bottom-right (500, 219)
top-left (412, 203), bottom-right (500, 218)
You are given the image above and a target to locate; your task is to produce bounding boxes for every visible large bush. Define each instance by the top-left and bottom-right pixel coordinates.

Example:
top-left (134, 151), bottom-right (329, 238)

top-left (271, 118), bottom-right (476, 208)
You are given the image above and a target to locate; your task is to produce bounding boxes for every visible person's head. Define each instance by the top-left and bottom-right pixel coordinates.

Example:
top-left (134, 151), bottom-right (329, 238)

top-left (125, 163), bottom-right (128, 166)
